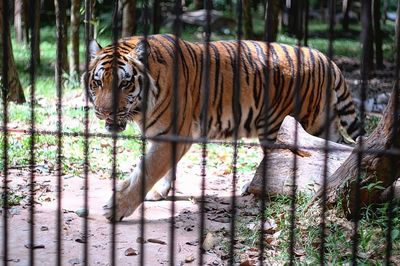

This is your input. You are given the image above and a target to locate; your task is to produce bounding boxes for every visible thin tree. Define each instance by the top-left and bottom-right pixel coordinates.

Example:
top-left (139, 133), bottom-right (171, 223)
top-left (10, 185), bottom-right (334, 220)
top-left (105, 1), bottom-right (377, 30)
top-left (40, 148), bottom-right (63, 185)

top-left (286, 0), bottom-right (303, 38)
top-left (121, 0), bottom-right (136, 37)
top-left (32, 0), bottom-right (41, 65)
top-left (14, 0), bottom-right (28, 43)
top-left (153, 0), bottom-right (161, 34)
top-left (70, 0), bottom-right (80, 78)
top-left (342, 0), bottom-right (352, 31)
top-left (264, 0), bottom-right (282, 42)
top-left (373, 0), bottom-right (384, 69)
top-left (243, 0), bottom-right (253, 39)
top-left (54, 0), bottom-right (69, 78)
top-left (361, 0), bottom-right (374, 73)
top-left (0, 0), bottom-right (26, 103)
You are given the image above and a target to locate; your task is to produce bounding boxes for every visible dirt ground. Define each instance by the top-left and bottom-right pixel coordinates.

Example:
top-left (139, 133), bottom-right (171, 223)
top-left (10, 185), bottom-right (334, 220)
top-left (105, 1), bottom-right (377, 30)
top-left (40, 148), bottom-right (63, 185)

top-left (0, 152), bottom-right (258, 266)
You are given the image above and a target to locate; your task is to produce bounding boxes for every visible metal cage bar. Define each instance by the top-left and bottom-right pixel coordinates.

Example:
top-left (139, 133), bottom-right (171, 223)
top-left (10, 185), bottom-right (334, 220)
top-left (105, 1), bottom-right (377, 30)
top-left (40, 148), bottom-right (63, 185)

top-left (139, 1), bottom-right (151, 266)
top-left (198, 0), bottom-right (212, 265)
top-left (110, 2), bottom-right (120, 266)
top-left (28, 0), bottom-right (38, 264)
top-left (54, 1), bottom-right (66, 265)
top-left (1, 0), bottom-right (10, 264)
top-left (82, 0), bottom-right (92, 264)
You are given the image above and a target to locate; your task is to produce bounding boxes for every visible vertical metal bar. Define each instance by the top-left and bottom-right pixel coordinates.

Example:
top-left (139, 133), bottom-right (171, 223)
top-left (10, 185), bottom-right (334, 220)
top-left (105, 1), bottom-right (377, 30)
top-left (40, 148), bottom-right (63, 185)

top-left (319, 0), bottom-right (335, 263)
top-left (170, 1), bottom-right (182, 265)
top-left (289, 1), bottom-right (304, 264)
top-left (28, 0), bottom-right (38, 263)
top-left (198, 0), bottom-right (212, 265)
top-left (54, 0), bottom-right (65, 265)
top-left (229, 0), bottom-right (242, 264)
top-left (258, 1), bottom-right (273, 263)
top-left (1, 0), bottom-right (10, 264)
top-left (83, 0), bottom-right (93, 265)
top-left (351, 0), bottom-right (371, 263)
top-left (385, 1), bottom-right (400, 262)
top-left (110, 2), bottom-right (120, 266)
top-left (139, 1), bottom-right (150, 266)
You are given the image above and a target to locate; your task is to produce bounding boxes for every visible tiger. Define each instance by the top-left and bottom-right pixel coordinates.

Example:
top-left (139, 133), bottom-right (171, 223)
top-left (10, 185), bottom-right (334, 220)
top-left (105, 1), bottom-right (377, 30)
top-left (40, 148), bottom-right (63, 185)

top-left (82, 34), bottom-right (361, 221)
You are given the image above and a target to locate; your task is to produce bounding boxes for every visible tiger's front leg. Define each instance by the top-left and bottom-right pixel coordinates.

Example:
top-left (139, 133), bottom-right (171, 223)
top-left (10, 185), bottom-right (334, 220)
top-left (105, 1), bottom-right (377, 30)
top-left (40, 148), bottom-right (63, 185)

top-left (103, 142), bottom-right (191, 221)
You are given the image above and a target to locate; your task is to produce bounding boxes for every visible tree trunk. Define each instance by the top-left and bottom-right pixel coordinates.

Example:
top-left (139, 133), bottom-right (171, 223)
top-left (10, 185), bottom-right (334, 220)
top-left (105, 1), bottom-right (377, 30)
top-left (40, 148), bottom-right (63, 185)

top-left (314, 88), bottom-right (400, 217)
top-left (153, 0), bottom-right (161, 34)
top-left (121, 0), bottom-right (136, 37)
top-left (304, 0), bottom-right (309, 46)
top-left (264, 0), bottom-right (281, 42)
top-left (0, 0), bottom-right (26, 103)
top-left (54, 0), bottom-right (69, 78)
top-left (373, 0), bottom-right (384, 69)
top-left (14, 0), bottom-right (28, 43)
top-left (361, 0), bottom-right (374, 74)
top-left (342, 0), bottom-right (352, 31)
top-left (32, 0), bottom-right (41, 65)
top-left (70, 0), bottom-right (80, 78)
top-left (243, 0), bottom-right (253, 39)
top-left (287, 0), bottom-right (303, 38)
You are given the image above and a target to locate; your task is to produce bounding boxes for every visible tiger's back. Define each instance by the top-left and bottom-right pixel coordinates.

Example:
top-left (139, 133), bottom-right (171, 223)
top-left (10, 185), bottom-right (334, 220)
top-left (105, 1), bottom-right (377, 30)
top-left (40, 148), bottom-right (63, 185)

top-left (137, 35), bottom-right (360, 143)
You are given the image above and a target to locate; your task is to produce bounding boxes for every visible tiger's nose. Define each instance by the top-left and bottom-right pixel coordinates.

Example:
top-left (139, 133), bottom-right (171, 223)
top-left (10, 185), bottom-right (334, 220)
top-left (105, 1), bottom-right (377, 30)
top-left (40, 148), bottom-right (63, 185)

top-left (98, 107), bottom-right (114, 116)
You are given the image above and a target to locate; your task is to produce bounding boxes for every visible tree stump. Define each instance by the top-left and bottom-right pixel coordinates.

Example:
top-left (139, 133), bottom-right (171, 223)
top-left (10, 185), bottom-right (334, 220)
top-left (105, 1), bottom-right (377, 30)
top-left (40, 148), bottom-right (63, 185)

top-left (313, 88), bottom-right (400, 216)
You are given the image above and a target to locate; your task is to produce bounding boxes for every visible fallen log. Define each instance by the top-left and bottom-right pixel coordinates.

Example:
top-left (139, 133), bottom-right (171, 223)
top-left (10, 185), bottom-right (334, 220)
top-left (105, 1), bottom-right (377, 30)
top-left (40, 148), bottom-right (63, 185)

top-left (248, 116), bottom-right (353, 197)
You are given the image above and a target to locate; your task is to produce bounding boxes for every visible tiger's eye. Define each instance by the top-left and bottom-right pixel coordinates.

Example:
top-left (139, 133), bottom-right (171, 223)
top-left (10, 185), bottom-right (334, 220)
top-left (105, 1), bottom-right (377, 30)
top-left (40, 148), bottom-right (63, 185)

top-left (95, 80), bottom-right (102, 87)
top-left (120, 80), bottom-right (129, 87)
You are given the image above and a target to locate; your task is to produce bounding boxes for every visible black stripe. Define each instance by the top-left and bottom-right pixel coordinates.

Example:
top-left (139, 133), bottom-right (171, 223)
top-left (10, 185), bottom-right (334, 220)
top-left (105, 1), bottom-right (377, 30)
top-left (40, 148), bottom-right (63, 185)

top-left (210, 43), bottom-right (221, 105)
top-left (244, 107), bottom-right (254, 133)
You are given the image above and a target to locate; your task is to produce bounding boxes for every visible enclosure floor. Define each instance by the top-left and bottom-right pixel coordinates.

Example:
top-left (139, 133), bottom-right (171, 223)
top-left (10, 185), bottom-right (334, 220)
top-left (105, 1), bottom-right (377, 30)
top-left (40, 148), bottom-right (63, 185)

top-left (0, 160), bottom-right (254, 265)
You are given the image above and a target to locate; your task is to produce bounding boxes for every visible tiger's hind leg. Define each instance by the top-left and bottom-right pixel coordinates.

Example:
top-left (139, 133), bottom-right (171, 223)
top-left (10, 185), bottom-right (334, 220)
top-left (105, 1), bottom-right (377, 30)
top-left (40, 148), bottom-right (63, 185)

top-left (145, 170), bottom-right (173, 201)
top-left (302, 113), bottom-right (342, 143)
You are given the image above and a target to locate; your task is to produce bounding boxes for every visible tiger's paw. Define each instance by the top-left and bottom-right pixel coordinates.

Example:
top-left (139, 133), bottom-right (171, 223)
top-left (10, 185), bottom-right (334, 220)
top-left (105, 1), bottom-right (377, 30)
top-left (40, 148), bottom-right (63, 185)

top-left (103, 180), bottom-right (140, 222)
top-left (144, 176), bottom-right (171, 201)
top-left (145, 189), bottom-right (167, 201)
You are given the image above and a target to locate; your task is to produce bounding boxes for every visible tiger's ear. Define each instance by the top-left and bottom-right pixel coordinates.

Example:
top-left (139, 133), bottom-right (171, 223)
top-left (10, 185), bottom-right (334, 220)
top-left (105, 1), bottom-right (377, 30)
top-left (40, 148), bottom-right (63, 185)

top-left (89, 40), bottom-right (102, 59)
top-left (134, 40), bottom-right (150, 63)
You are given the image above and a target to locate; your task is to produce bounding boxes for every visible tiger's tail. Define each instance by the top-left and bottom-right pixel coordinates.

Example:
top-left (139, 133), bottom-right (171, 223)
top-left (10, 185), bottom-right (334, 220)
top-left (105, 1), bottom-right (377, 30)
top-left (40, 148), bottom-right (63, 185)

top-left (333, 65), bottom-right (363, 142)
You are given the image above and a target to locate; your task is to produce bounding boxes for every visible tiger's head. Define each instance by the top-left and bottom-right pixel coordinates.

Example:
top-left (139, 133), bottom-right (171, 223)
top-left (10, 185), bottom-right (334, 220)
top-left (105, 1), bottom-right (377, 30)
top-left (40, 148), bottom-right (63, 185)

top-left (82, 39), bottom-right (154, 133)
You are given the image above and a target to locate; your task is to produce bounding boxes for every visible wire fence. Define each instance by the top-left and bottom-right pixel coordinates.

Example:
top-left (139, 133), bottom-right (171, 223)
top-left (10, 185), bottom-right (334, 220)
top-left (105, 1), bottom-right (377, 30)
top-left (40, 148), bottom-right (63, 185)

top-left (1, 0), bottom-right (399, 265)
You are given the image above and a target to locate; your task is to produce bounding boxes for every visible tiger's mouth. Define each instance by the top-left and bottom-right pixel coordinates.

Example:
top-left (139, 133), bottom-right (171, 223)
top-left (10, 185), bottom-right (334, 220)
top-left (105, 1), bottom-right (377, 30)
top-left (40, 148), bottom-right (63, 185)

top-left (105, 118), bottom-right (127, 133)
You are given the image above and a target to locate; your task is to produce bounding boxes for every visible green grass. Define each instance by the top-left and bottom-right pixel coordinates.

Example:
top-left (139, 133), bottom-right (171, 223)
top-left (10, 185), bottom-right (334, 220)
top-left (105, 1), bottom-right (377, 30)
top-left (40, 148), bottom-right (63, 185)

top-left (218, 193), bottom-right (400, 264)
